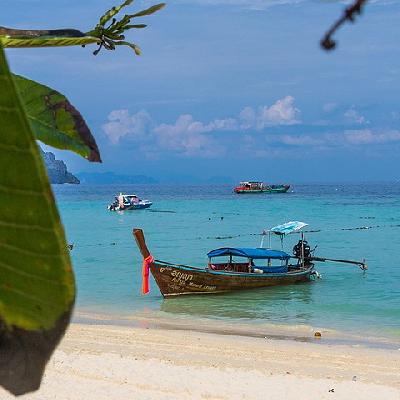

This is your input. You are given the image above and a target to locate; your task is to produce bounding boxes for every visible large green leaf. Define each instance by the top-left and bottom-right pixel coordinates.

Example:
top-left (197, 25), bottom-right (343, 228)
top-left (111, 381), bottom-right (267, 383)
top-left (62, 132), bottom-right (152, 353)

top-left (14, 74), bottom-right (101, 162)
top-left (0, 46), bottom-right (75, 395)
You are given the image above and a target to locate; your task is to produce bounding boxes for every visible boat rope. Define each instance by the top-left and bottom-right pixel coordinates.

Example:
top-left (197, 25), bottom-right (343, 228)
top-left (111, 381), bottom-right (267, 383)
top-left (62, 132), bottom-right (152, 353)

top-left (141, 254), bottom-right (154, 295)
top-left (66, 223), bottom-right (400, 249)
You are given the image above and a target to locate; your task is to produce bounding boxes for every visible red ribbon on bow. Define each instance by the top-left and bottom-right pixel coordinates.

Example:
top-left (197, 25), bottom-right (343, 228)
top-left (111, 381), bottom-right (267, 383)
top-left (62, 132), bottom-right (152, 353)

top-left (142, 255), bottom-right (154, 295)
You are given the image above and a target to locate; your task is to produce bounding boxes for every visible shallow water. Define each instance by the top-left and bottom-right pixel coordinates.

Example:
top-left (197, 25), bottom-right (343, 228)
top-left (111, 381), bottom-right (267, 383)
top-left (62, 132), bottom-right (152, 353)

top-left (54, 183), bottom-right (400, 343)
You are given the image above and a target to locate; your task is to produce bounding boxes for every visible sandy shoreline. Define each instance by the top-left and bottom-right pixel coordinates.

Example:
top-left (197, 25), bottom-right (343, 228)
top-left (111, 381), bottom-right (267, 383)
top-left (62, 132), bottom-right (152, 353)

top-left (74, 309), bottom-right (400, 350)
top-left (2, 323), bottom-right (399, 400)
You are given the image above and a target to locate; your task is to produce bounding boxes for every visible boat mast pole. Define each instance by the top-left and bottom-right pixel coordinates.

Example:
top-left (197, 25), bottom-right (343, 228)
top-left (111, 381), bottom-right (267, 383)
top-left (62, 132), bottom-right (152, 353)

top-left (260, 230), bottom-right (271, 248)
top-left (133, 228), bottom-right (151, 259)
top-left (301, 231), bottom-right (305, 268)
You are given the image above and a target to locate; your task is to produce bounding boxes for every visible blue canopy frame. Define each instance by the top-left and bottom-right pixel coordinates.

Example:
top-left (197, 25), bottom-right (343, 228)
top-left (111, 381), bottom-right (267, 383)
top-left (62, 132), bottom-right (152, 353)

top-left (207, 247), bottom-right (290, 260)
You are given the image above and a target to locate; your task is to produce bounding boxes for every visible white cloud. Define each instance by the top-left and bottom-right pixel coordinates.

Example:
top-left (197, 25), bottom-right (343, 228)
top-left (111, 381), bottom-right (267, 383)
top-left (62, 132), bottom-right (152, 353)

top-left (270, 134), bottom-right (324, 147)
top-left (239, 106), bottom-right (257, 129)
top-left (103, 111), bottom-right (228, 157)
top-left (153, 115), bottom-right (226, 157)
top-left (264, 129), bottom-right (400, 149)
top-left (103, 109), bottom-right (152, 144)
top-left (343, 129), bottom-right (400, 145)
top-left (256, 95), bottom-right (300, 128)
top-left (102, 96), bottom-right (301, 157)
top-left (344, 107), bottom-right (369, 125)
top-left (239, 96), bottom-right (301, 130)
top-left (154, 114), bottom-right (238, 135)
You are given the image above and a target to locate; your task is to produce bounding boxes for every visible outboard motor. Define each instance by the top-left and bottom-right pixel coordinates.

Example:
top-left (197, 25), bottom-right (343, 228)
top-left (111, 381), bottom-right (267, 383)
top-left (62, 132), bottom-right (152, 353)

top-left (293, 239), bottom-right (312, 259)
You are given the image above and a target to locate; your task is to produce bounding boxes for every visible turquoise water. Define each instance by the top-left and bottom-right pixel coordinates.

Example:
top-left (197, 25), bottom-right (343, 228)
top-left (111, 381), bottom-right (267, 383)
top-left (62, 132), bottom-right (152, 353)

top-left (54, 184), bottom-right (400, 342)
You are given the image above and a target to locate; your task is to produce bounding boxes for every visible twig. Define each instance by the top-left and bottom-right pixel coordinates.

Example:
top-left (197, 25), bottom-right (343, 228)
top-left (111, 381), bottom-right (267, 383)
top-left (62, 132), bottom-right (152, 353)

top-left (321, 0), bottom-right (368, 51)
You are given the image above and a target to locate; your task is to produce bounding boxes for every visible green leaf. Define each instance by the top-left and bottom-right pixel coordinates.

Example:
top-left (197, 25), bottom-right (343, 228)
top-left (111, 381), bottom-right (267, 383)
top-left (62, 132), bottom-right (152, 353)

top-left (125, 24), bottom-right (147, 29)
top-left (13, 74), bottom-right (101, 162)
top-left (129, 3), bottom-right (166, 18)
top-left (0, 27), bottom-right (98, 48)
top-left (99, 0), bottom-right (134, 26)
top-left (0, 2), bottom-right (166, 56)
top-left (0, 46), bottom-right (75, 395)
top-left (115, 40), bottom-right (142, 55)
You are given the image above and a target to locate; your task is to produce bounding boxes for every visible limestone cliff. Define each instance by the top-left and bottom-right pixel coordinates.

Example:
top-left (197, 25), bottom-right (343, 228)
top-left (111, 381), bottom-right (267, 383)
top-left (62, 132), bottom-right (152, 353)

top-left (41, 149), bottom-right (80, 184)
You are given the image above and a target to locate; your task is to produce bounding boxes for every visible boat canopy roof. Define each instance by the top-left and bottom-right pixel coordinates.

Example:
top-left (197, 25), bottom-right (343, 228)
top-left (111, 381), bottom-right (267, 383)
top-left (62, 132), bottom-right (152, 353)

top-left (270, 221), bottom-right (308, 235)
top-left (207, 247), bottom-right (290, 260)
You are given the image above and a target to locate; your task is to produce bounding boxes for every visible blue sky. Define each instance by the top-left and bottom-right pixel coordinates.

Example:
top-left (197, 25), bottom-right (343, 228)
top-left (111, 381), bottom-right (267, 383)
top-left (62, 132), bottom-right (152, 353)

top-left (5, 0), bottom-right (400, 182)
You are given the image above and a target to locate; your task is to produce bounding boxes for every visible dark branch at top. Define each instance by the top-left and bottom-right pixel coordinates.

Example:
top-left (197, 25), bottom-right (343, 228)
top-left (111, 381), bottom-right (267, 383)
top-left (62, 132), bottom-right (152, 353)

top-left (0, 27), bottom-right (85, 39)
top-left (320, 0), bottom-right (368, 51)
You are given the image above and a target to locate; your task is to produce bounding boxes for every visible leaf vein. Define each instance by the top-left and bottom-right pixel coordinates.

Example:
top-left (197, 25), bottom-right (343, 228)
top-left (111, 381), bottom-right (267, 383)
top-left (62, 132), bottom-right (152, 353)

top-left (0, 184), bottom-right (45, 196)
top-left (0, 142), bottom-right (32, 153)
top-left (0, 260), bottom-right (66, 285)
top-left (2, 284), bottom-right (63, 310)
top-left (0, 220), bottom-right (54, 232)
top-left (0, 241), bottom-right (63, 258)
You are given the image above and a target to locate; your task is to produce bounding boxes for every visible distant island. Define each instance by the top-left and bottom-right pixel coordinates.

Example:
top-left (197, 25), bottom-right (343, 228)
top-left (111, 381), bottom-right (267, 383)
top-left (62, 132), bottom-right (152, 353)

top-left (41, 149), bottom-right (80, 184)
top-left (77, 172), bottom-right (158, 184)
top-left (76, 172), bottom-right (234, 184)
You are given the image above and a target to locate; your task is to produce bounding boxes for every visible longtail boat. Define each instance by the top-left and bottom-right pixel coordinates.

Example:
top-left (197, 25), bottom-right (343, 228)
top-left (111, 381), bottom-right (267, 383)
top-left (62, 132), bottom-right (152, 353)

top-left (234, 181), bottom-right (290, 194)
top-left (133, 221), bottom-right (367, 298)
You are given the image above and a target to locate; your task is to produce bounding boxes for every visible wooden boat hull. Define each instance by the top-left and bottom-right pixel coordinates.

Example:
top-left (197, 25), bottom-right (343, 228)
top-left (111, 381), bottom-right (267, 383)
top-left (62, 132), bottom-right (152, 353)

top-left (234, 185), bottom-right (290, 194)
top-left (150, 261), bottom-right (313, 297)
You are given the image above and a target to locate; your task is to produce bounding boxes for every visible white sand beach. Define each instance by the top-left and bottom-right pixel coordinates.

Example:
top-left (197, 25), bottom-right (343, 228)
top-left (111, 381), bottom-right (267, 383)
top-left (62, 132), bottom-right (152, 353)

top-left (1, 323), bottom-right (399, 400)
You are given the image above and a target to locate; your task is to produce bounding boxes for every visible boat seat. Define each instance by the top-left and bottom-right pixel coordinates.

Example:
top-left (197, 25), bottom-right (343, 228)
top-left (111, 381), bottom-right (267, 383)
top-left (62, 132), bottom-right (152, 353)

top-left (253, 265), bottom-right (288, 273)
top-left (208, 263), bottom-right (250, 273)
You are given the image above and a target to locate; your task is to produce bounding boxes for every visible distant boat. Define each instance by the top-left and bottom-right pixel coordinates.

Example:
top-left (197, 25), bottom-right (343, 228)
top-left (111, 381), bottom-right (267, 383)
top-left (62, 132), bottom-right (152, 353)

top-left (234, 181), bottom-right (290, 194)
top-left (108, 194), bottom-right (152, 211)
top-left (133, 221), bottom-right (367, 297)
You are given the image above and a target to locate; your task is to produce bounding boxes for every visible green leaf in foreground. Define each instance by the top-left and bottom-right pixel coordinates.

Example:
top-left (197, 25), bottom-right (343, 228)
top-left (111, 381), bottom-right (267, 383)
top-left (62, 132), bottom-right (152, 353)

top-left (0, 46), bottom-right (75, 395)
top-left (14, 74), bottom-right (101, 162)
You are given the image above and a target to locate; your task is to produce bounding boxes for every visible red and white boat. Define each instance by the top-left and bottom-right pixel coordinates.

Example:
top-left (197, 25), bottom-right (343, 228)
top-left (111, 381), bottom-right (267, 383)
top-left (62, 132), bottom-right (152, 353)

top-left (234, 181), bottom-right (290, 194)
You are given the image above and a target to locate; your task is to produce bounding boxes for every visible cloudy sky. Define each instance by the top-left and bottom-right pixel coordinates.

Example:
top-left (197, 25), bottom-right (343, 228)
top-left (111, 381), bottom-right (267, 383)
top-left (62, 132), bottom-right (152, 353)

top-left (5, 0), bottom-right (400, 182)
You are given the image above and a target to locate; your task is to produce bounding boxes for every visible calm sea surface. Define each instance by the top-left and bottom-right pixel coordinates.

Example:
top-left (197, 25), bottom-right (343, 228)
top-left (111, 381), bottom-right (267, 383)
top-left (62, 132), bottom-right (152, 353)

top-left (53, 183), bottom-right (400, 343)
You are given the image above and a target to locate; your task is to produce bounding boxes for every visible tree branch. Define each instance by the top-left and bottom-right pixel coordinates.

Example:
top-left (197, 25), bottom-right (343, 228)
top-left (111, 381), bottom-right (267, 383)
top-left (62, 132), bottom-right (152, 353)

top-left (320, 0), bottom-right (368, 51)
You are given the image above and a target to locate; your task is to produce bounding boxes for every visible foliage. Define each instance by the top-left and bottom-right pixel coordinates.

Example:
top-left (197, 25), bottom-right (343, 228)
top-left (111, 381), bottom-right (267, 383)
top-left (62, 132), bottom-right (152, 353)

top-left (0, 0), bottom-right (165, 56)
top-left (0, 0), bottom-right (165, 396)
top-left (14, 74), bottom-right (101, 162)
top-left (87, 0), bottom-right (166, 55)
top-left (321, 0), bottom-right (368, 51)
top-left (0, 45), bottom-right (75, 395)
